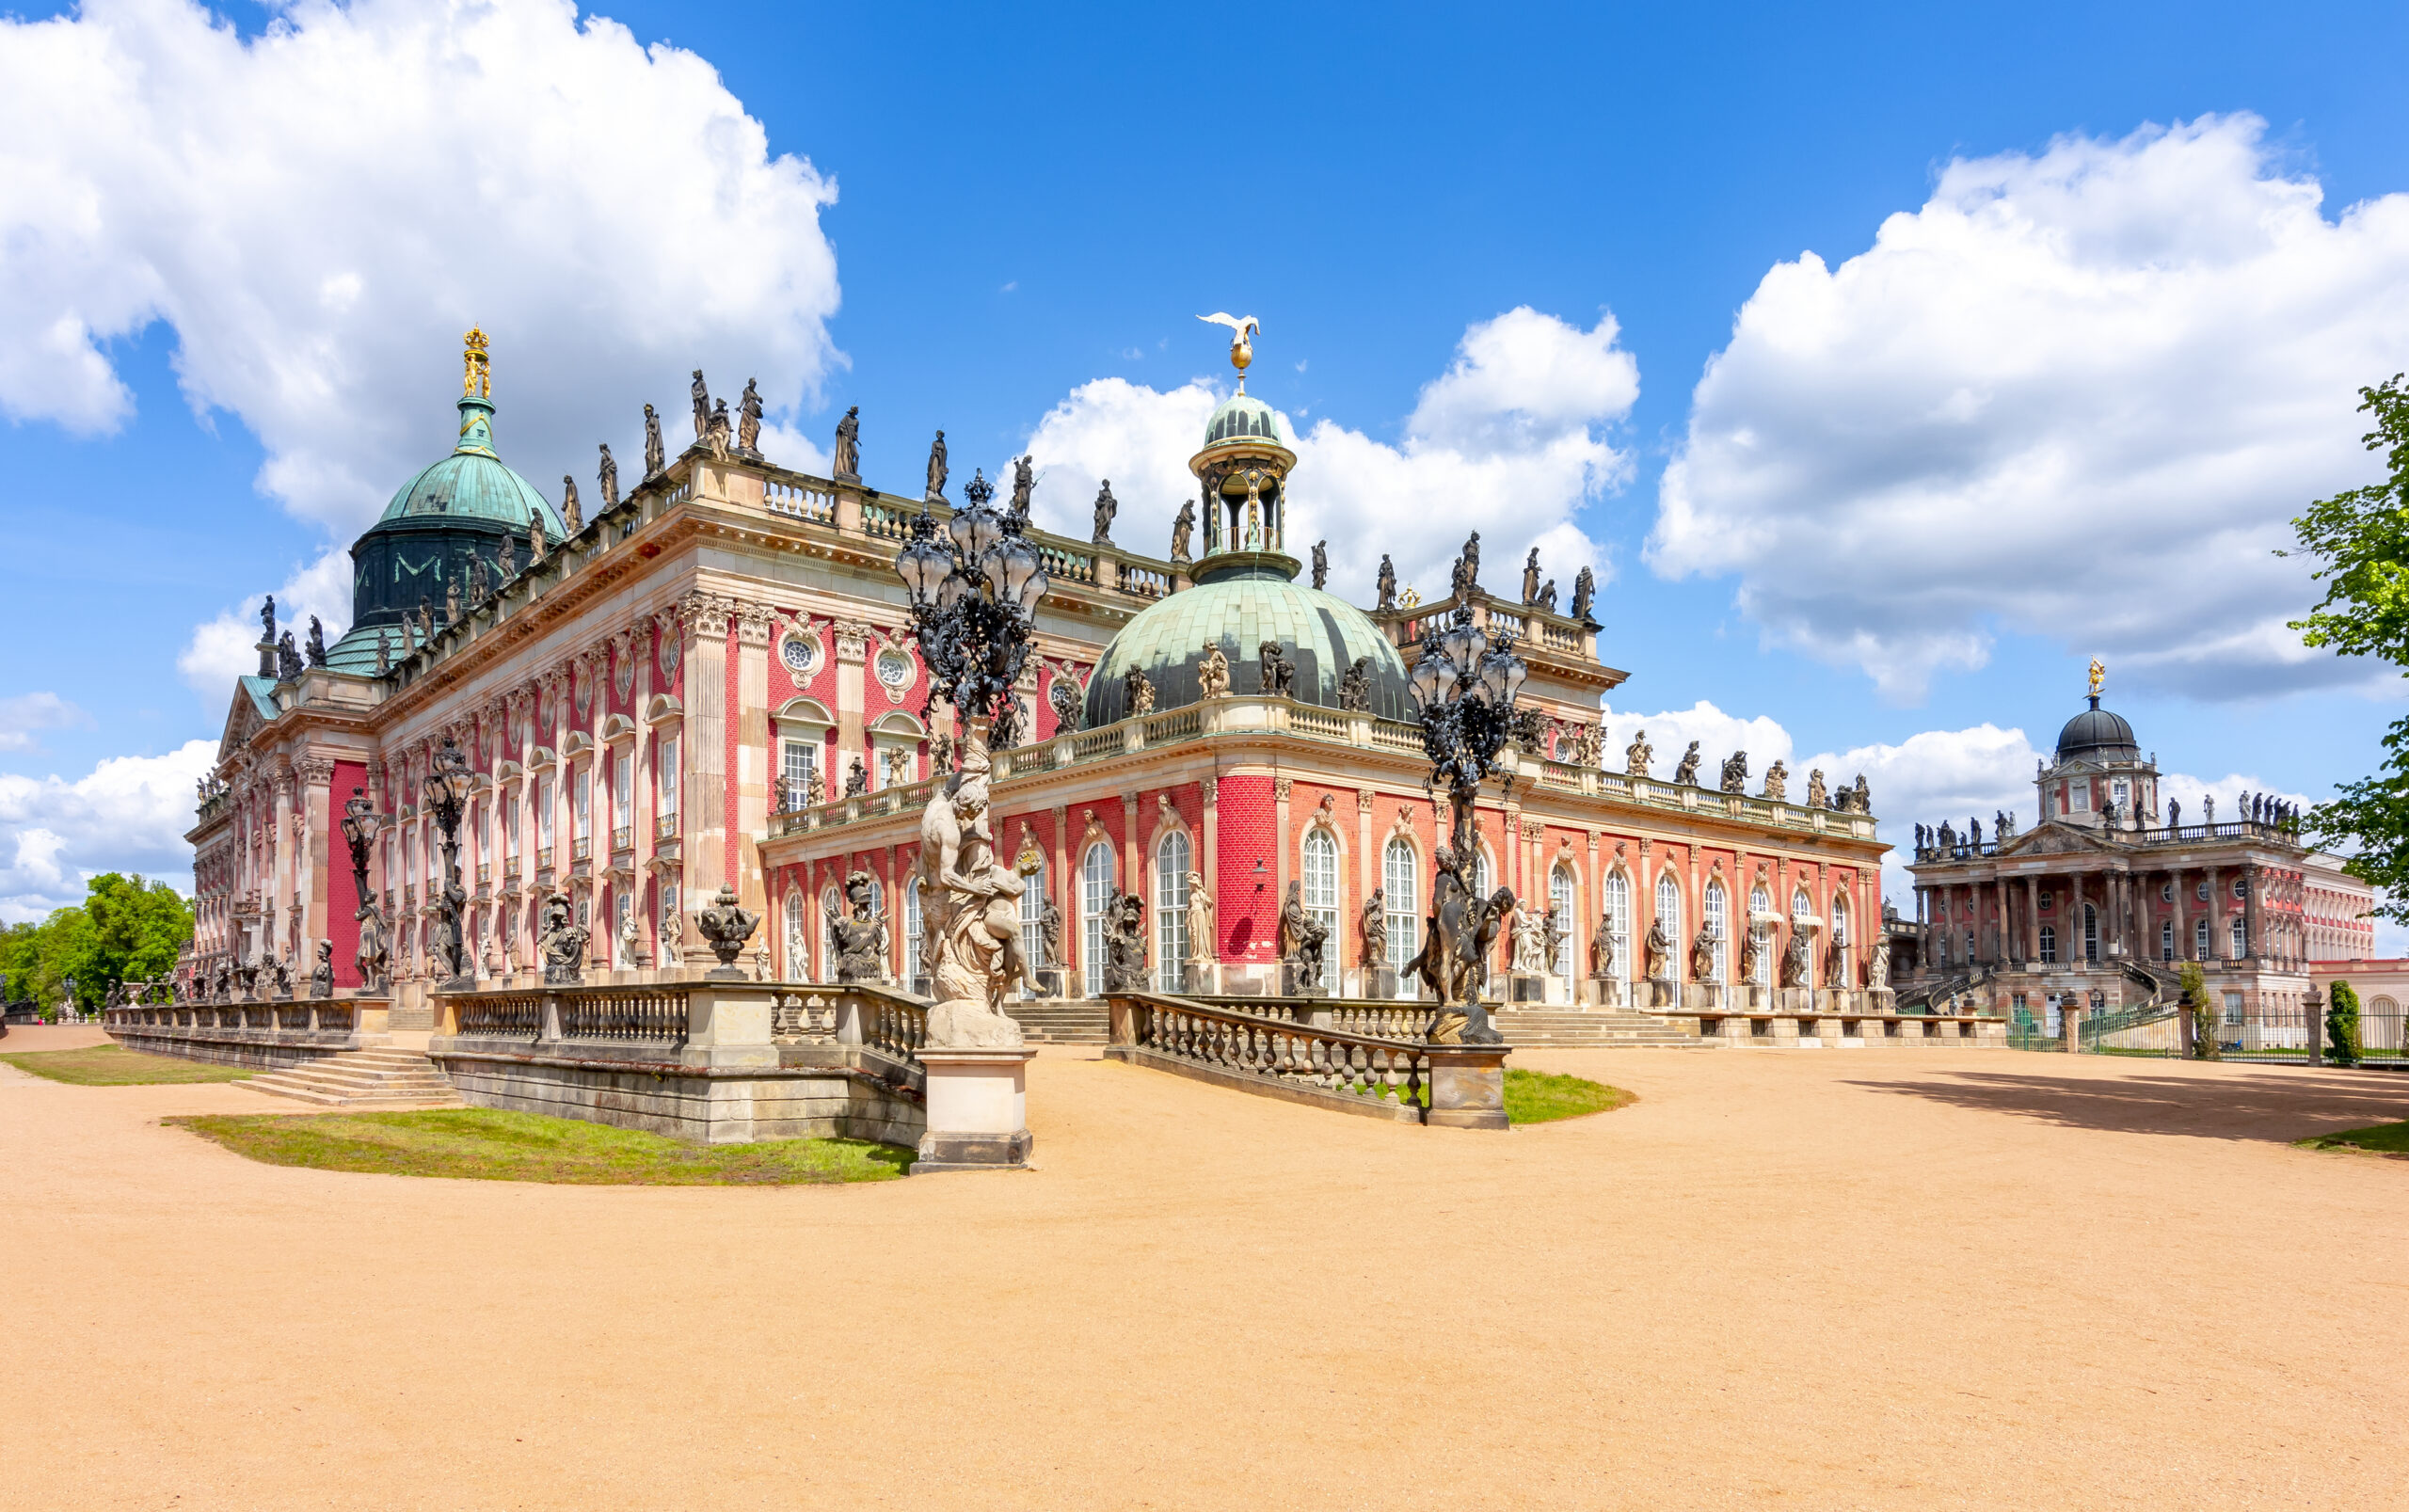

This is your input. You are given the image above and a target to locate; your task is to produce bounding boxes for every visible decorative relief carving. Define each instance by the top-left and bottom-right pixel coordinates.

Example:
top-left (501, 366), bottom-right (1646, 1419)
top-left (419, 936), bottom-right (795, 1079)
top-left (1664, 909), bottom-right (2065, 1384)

top-left (1273, 777), bottom-right (1292, 801)
top-left (832, 618), bottom-right (873, 661)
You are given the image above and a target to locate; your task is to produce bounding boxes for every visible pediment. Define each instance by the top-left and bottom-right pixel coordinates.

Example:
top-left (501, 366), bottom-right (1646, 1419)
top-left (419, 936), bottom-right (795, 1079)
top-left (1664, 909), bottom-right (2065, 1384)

top-left (1996, 821), bottom-right (2114, 858)
top-left (216, 680), bottom-right (274, 766)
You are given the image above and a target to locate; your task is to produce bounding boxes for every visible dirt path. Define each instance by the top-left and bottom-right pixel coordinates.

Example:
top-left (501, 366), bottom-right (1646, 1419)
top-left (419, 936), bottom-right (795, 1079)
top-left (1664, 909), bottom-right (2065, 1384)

top-left (5, 1046), bottom-right (2407, 1510)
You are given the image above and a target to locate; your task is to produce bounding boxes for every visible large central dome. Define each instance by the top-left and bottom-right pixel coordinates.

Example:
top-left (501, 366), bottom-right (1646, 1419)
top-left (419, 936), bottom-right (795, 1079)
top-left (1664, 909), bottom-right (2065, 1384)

top-left (2055, 697), bottom-right (2139, 763)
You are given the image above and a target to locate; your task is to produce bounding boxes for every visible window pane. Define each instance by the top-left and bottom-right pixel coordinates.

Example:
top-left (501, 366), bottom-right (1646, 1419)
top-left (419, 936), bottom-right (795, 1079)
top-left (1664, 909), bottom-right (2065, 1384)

top-left (1082, 842), bottom-right (1115, 997)
top-left (1303, 830), bottom-right (1339, 993)
top-left (1550, 865), bottom-right (1576, 977)
top-left (1156, 833), bottom-right (1191, 991)
top-left (1383, 840), bottom-right (1420, 975)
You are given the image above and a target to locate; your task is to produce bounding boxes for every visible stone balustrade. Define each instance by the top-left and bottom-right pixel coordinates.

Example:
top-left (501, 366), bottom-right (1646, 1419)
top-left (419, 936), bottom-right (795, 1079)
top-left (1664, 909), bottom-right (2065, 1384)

top-left (104, 997), bottom-right (375, 1071)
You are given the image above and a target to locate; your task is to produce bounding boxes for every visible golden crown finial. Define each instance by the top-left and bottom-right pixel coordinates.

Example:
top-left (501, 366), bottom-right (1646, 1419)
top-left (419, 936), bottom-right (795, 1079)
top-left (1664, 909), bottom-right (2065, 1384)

top-left (2087, 658), bottom-right (2105, 700)
top-left (462, 326), bottom-right (490, 399)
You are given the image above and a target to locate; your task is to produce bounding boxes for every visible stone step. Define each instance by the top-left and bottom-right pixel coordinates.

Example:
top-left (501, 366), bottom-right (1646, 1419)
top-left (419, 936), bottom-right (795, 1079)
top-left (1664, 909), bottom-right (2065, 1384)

top-left (243, 1046), bottom-right (462, 1107)
top-left (1011, 1001), bottom-right (1110, 1043)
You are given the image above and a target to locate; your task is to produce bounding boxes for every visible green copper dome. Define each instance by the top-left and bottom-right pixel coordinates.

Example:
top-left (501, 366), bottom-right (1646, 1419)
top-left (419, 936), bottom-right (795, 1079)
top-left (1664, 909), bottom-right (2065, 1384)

top-left (372, 395), bottom-right (566, 534)
top-left (1083, 557), bottom-right (1412, 725)
top-left (1203, 391), bottom-right (1284, 449)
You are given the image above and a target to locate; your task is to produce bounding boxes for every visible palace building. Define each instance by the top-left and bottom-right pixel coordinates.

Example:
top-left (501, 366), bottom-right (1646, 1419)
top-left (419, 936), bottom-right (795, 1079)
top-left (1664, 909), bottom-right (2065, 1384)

top-left (187, 329), bottom-right (1898, 1039)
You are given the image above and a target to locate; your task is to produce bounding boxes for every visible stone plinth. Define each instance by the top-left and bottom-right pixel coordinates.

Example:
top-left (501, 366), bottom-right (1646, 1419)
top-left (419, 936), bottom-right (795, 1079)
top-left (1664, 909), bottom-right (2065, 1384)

top-left (1508, 971), bottom-right (1550, 1004)
top-left (1424, 1043), bottom-right (1511, 1131)
top-left (1281, 963), bottom-right (1328, 998)
top-left (1029, 968), bottom-right (1065, 999)
top-left (914, 1046), bottom-right (1038, 1173)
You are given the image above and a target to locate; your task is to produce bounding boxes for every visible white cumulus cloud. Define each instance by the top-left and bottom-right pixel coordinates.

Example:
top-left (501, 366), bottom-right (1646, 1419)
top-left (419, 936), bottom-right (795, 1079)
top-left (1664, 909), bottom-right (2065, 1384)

top-left (1650, 113), bottom-right (2409, 702)
top-left (0, 739), bottom-right (217, 921)
top-left (0, 692), bottom-right (92, 753)
top-left (1011, 309), bottom-right (1636, 603)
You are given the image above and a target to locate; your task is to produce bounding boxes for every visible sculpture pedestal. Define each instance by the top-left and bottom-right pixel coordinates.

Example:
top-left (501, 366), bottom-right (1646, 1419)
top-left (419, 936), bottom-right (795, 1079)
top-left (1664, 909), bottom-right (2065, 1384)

top-left (1362, 966), bottom-right (1399, 1001)
top-left (1508, 971), bottom-right (1550, 1004)
top-left (1281, 963), bottom-right (1327, 997)
top-left (1029, 968), bottom-right (1064, 999)
top-left (913, 1047), bottom-right (1038, 1173)
top-left (1424, 1042), bottom-right (1512, 1130)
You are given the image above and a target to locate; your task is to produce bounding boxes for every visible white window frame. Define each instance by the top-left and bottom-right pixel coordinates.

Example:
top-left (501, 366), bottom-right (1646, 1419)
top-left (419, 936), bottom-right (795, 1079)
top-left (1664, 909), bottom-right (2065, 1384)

top-left (1549, 865), bottom-right (1577, 979)
top-left (1081, 841), bottom-right (1116, 997)
top-left (1655, 873), bottom-right (1683, 983)
top-left (1156, 832), bottom-right (1191, 992)
top-left (1600, 870), bottom-right (1631, 990)
top-left (1383, 840), bottom-right (1420, 977)
top-left (1019, 856), bottom-right (1049, 1000)
top-left (1748, 884), bottom-right (1772, 986)
top-left (1302, 828), bottom-right (1341, 995)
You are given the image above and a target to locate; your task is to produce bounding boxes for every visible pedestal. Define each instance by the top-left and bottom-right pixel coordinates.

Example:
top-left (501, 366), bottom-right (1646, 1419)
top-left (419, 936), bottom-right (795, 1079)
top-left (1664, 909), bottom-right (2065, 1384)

top-left (1424, 1043), bottom-right (1512, 1130)
top-left (1029, 968), bottom-right (1064, 999)
top-left (914, 1047), bottom-right (1039, 1173)
top-left (1508, 971), bottom-right (1549, 1004)
top-left (1364, 966), bottom-right (1398, 1001)
top-left (1281, 963), bottom-right (1328, 998)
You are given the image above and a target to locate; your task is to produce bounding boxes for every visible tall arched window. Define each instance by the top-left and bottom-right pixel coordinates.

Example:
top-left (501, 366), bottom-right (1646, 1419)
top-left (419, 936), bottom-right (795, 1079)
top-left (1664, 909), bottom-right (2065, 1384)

top-left (816, 885), bottom-right (840, 979)
top-left (1156, 831), bottom-right (1191, 992)
top-left (1302, 828), bottom-right (1341, 994)
top-left (1830, 895), bottom-right (1850, 988)
top-left (1655, 873), bottom-right (1682, 982)
top-left (1469, 847), bottom-right (1492, 902)
top-left (1018, 855), bottom-right (1048, 1000)
top-left (2194, 917), bottom-right (2210, 960)
top-left (2159, 919), bottom-right (2173, 961)
top-left (1600, 870), bottom-right (1631, 989)
top-left (1081, 841), bottom-right (1116, 997)
top-left (1748, 884), bottom-right (1772, 986)
top-left (2229, 917), bottom-right (2246, 959)
top-left (902, 879), bottom-right (923, 987)
top-left (2039, 924), bottom-right (2056, 963)
top-left (1550, 864), bottom-right (1577, 977)
top-left (1704, 882), bottom-right (1729, 997)
top-left (1382, 840), bottom-right (1419, 977)
top-left (2083, 903), bottom-right (2098, 963)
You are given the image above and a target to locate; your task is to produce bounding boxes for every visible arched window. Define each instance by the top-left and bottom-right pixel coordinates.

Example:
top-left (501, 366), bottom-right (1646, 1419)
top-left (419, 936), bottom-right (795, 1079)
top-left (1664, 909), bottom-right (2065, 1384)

top-left (1830, 896), bottom-right (1849, 988)
top-left (1748, 884), bottom-right (1772, 985)
top-left (1081, 841), bottom-right (1116, 997)
top-left (1654, 873), bottom-right (1682, 982)
top-left (2159, 919), bottom-right (2174, 961)
top-left (2194, 917), bottom-right (2210, 960)
top-left (1302, 828), bottom-right (1341, 994)
top-left (1018, 855), bottom-right (1048, 1000)
top-left (1156, 831), bottom-right (1191, 992)
top-left (2082, 903), bottom-right (2098, 963)
top-left (2039, 924), bottom-right (2055, 963)
top-left (1550, 864), bottom-right (1577, 977)
top-left (1792, 887), bottom-right (1815, 979)
top-left (1469, 847), bottom-right (1492, 903)
top-left (902, 879), bottom-right (923, 987)
top-left (1383, 840), bottom-right (1420, 975)
top-left (1704, 882), bottom-right (1729, 993)
top-left (2230, 917), bottom-right (2247, 959)
top-left (814, 885), bottom-right (839, 979)
top-left (1600, 870), bottom-right (1631, 988)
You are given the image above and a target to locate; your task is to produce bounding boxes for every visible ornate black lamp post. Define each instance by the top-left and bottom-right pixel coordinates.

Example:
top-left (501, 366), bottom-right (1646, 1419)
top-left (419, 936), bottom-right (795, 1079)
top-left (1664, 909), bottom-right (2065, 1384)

top-left (894, 470), bottom-right (1049, 743)
top-left (338, 786), bottom-right (391, 992)
top-left (426, 734), bottom-right (476, 986)
top-left (1408, 603), bottom-right (1528, 1044)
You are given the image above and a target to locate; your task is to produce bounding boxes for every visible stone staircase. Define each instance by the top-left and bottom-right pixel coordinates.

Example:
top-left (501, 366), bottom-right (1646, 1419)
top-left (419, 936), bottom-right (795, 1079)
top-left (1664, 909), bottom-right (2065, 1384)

top-left (241, 1047), bottom-right (464, 1107)
top-left (1012, 999), bottom-right (1110, 1045)
top-left (1492, 1008), bottom-right (1708, 1048)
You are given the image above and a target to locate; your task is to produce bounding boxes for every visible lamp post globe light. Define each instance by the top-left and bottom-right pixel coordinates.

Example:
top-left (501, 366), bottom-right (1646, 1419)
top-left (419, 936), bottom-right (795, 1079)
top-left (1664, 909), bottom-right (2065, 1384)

top-left (1409, 603), bottom-right (1528, 1045)
top-left (897, 470), bottom-right (1049, 747)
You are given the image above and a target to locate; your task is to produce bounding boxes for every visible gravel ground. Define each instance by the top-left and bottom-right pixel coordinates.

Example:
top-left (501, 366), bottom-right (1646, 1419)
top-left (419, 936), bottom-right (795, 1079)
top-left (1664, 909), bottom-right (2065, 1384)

top-left (5, 1041), bottom-right (2407, 1510)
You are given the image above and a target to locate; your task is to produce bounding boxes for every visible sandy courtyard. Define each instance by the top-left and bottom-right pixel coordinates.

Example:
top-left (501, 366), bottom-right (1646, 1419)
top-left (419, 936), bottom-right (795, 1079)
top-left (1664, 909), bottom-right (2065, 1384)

top-left (5, 1028), bottom-right (2408, 1511)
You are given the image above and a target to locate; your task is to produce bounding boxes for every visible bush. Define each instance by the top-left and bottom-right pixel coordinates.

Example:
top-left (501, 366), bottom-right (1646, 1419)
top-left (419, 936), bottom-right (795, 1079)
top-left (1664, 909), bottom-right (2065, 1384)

top-left (2178, 961), bottom-right (2218, 1061)
top-left (2328, 980), bottom-right (2363, 1068)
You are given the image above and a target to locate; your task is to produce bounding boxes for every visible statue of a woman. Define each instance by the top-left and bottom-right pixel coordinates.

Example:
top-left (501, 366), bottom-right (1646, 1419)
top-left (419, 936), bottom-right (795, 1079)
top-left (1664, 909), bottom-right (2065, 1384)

top-left (925, 430), bottom-right (949, 501)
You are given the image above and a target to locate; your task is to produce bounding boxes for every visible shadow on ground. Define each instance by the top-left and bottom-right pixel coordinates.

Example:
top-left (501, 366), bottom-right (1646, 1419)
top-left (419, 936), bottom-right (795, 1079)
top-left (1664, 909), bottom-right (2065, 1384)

top-left (1846, 1066), bottom-right (2409, 1143)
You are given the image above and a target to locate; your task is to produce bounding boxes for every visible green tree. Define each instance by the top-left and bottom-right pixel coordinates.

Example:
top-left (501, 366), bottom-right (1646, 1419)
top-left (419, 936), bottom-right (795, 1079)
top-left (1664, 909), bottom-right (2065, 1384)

top-left (0, 874), bottom-right (192, 1013)
top-left (2327, 979), bottom-right (2363, 1068)
top-left (2178, 961), bottom-right (2219, 1060)
top-left (2289, 374), bottom-right (2409, 921)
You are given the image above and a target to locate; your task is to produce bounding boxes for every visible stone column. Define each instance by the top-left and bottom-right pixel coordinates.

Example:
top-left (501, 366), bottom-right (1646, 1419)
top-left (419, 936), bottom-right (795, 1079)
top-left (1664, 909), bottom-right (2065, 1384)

top-left (832, 617), bottom-right (870, 795)
top-left (1993, 876), bottom-right (2009, 964)
top-left (2207, 865), bottom-right (2225, 958)
top-left (2241, 862), bottom-right (2263, 961)
top-left (679, 593), bottom-right (734, 905)
top-left (734, 604), bottom-right (774, 917)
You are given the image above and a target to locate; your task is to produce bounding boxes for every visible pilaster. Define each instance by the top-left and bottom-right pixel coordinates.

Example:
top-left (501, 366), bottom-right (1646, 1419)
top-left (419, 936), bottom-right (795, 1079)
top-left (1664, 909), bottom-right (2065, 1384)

top-left (735, 602), bottom-right (775, 917)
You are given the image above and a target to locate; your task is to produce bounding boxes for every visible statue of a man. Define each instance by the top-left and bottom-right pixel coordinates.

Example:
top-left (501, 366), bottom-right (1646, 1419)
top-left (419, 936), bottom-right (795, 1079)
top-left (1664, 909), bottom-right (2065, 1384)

top-left (1311, 540), bottom-right (1329, 590)
top-left (737, 377), bottom-right (763, 454)
top-left (691, 369), bottom-right (710, 438)
top-left (1868, 935), bottom-right (1891, 991)
top-left (1720, 751), bottom-right (1749, 794)
top-left (1460, 531), bottom-right (1481, 591)
top-left (436, 865), bottom-right (469, 980)
top-left (1626, 728), bottom-right (1653, 778)
top-left (913, 724), bottom-right (1029, 1045)
top-left (1123, 666), bottom-right (1154, 716)
top-left (1780, 927), bottom-right (1811, 989)
top-left (261, 594), bottom-right (278, 645)
top-left (1170, 500), bottom-right (1194, 561)
top-left (706, 398), bottom-right (733, 460)
top-left (1673, 741), bottom-right (1700, 787)
top-left (1522, 548), bottom-right (1541, 605)
top-left (1278, 880), bottom-right (1329, 990)
top-left (926, 430), bottom-right (949, 501)
top-left (310, 941), bottom-right (335, 1000)
top-left (1360, 887), bottom-right (1386, 964)
top-left (1039, 897), bottom-right (1063, 969)
top-left (843, 757), bottom-right (868, 798)
top-left (1511, 907), bottom-right (1548, 973)
top-left (598, 443), bottom-right (619, 509)
top-left (1010, 454), bottom-right (1035, 517)
top-left (644, 403), bottom-right (665, 476)
top-left (833, 406), bottom-right (860, 479)
top-left (1763, 759), bottom-right (1788, 803)
top-left (537, 892), bottom-right (588, 986)
top-left (1591, 912), bottom-right (1618, 979)
top-left (1806, 769), bottom-right (1827, 808)
top-left (1377, 555), bottom-right (1396, 611)
top-left (1570, 565), bottom-right (1596, 622)
top-left (1690, 927), bottom-right (1717, 984)
top-left (1093, 480), bottom-right (1117, 543)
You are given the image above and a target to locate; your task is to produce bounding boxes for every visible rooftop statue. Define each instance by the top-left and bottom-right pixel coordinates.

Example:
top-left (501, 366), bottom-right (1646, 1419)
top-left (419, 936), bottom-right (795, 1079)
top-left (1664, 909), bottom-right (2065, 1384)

top-left (305, 617), bottom-right (328, 668)
top-left (562, 473), bottom-right (582, 532)
top-left (1522, 549), bottom-right (1541, 605)
top-left (1048, 676), bottom-right (1081, 732)
top-left (375, 629), bottom-right (391, 676)
top-left (1010, 454), bottom-right (1034, 517)
top-left (1626, 728), bottom-right (1653, 778)
top-left (691, 369), bottom-right (710, 439)
top-left (833, 406), bottom-right (860, 480)
top-left (1805, 768), bottom-right (1827, 808)
top-left (1093, 480), bottom-right (1117, 543)
top-left (1762, 758), bottom-right (1787, 803)
top-left (737, 378), bottom-right (763, 455)
top-left (1123, 665), bottom-right (1155, 717)
top-left (1258, 640), bottom-right (1295, 696)
top-left (598, 443), bottom-right (619, 510)
top-left (1197, 311), bottom-right (1260, 383)
top-left (1672, 740), bottom-right (1700, 787)
top-left (1170, 499), bottom-right (1194, 562)
top-left (926, 430), bottom-right (949, 501)
top-left (1376, 554), bottom-right (1396, 611)
top-left (261, 595), bottom-right (277, 646)
top-left (1311, 540), bottom-right (1329, 590)
top-left (706, 398), bottom-right (732, 460)
top-left (1337, 656), bottom-right (1372, 712)
top-left (1719, 750), bottom-right (1748, 794)
top-left (1197, 642), bottom-right (1231, 698)
top-left (1536, 579), bottom-right (1557, 613)
top-left (644, 403), bottom-right (665, 477)
top-left (1570, 565), bottom-right (1596, 623)
top-left (529, 512), bottom-right (547, 563)
top-left (498, 534), bottom-right (518, 581)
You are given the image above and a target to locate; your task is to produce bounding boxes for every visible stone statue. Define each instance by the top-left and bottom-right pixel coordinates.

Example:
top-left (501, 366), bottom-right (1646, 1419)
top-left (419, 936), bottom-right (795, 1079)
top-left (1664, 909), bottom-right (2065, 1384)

top-left (1337, 656), bottom-right (1372, 712)
top-left (1566, 722), bottom-right (1601, 768)
top-left (1039, 898), bottom-right (1063, 969)
top-left (1361, 888), bottom-right (1387, 964)
top-left (354, 899), bottom-right (389, 989)
top-left (469, 556), bottom-right (490, 605)
top-left (913, 721), bottom-right (1029, 1046)
top-left (261, 595), bottom-right (278, 646)
top-left (1102, 893), bottom-right (1148, 992)
top-left (1186, 874), bottom-right (1214, 967)
top-left (925, 430), bottom-right (949, 501)
top-left (705, 398), bottom-right (733, 460)
top-left (1826, 936), bottom-right (1849, 991)
top-left (598, 443), bottom-right (619, 511)
top-left (1048, 676), bottom-right (1081, 733)
top-left (1542, 906), bottom-right (1567, 978)
top-left (1123, 665), bottom-right (1155, 717)
top-left (644, 403), bottom-right (665, 477)
top-left (1171, 499), bottom-right (1194, 562)
top-left (806, 767), bottom-right (826, 807)
top-left (2203, 793), bottom-right (2215, 822)
top-left (843, 757), bottom-right (868, 798)
top-left (530, 512), bottom-right (547, 565)
top-left (1009, 454), bottom-right (1034, 517)
top-left (562, 473), bottom-right (582, 533)
top-left (1591, 912), bottom-right (1619, 979)
top-left (435, 864), bottom-right (469, 982)
top-left (1868, 935), bottom-right (1891, 991)
top-left (1690, 927), bottom-right (1717, 984)
top-left (1259, 640), bottom-right (1295, 696)
top-left (931, 731), bottom-right (956, 775)
top-left (823, 871), bottom-right (889, 984)
top-left (1536, 579), bottom-right (1557, 613)
top-left (1460, 531), bottom-right (1481, 592)
top-left (1197, 642), bottom-right (1231, 698)
top-left (277, 631), bottom-right (303, 681)
top-left (498, 534), bottom-right (518, 582)
top-left (1673, 741), bottom-right (1700, 787)
top-left (1626, 728), bottom-right (1654, 778)
top-left (1509, 906), bottom-right (1548, 973)
top-left (1399, 845), bottom-right (1512, 1043)
top-left (695, 884), bottom-right (762, 974)
top-left (1780, 927), bottom-right (1811, 989)
top-left (1737, 926), bottom-right (1762, 986)
top-left (537, 892), bottom-right (587, 986)
top-left (1969, 816), bottom-right (1984, 846)
top-left (305, 617), bottom-right (328, 668)
top-left (691, 369), bottom-right (711, 438)
top-left (1763, 759), bottom-right (1788, 803)
top-left (2168, 798), bottom-right (2182, 829)
top-left (1522, 549), bottom-right (1541, 605)
top-left (1806, 769), bottom-right (1827, 808)
top-left (1092, 480), bottom-right (1117, 543)
top-left (309, 940), bottom-right (334, 999)
top-left (1571, 565), bottom-right (1596, 623)
top-left (737, 378), bottom-right (763, 454)
top-left (1719, 751), bottom-right (1749, 794)
top-left (1852, 774), bottom-right (1871, 813)
top-left (833, 406), bottom-right (861, 479)
top-left (417, 598), bottom-right (434, 642)
top-left (1311, 540), bottom-right (1329, 590)
top-left (618, 907), bottom-right (644, 970)
top-left (1938, 820), bottom-right (1956, 851)
top-left (1377, 554), bottom-right (1396, 611)
top-left (1278, 880), bottom-right (1330, 994)
top-left (269, 946), bottom-right (296, 999)
top-left (375, 630), bottom-right (391, 676)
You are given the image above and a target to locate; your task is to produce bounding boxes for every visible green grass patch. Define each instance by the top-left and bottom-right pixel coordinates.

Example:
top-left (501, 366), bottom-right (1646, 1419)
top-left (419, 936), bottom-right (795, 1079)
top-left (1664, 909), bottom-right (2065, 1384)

top-left (1503, 1068), bottom-right (1634, 1123)
top-left (2298, 1121), bottom-right (2409, 1156)
top-left (0, 1044), bottom-right (256, 1086)
top-left (166, 1106), bottom-right (912, 1185)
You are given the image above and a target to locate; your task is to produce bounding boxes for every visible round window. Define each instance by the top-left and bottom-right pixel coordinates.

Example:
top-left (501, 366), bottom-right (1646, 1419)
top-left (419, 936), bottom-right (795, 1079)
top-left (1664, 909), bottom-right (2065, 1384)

top-left (874, 648), bottom-right (915, 690)
top-left (656, 629), bottom-right (681, 680)
top-left (780, 634), bottom-right (821, 676)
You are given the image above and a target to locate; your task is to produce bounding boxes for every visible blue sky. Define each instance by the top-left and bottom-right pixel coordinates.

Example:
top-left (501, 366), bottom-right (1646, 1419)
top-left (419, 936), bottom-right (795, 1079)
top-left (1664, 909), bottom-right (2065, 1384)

top-left (4, 0), bottom-right (2409, 925)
